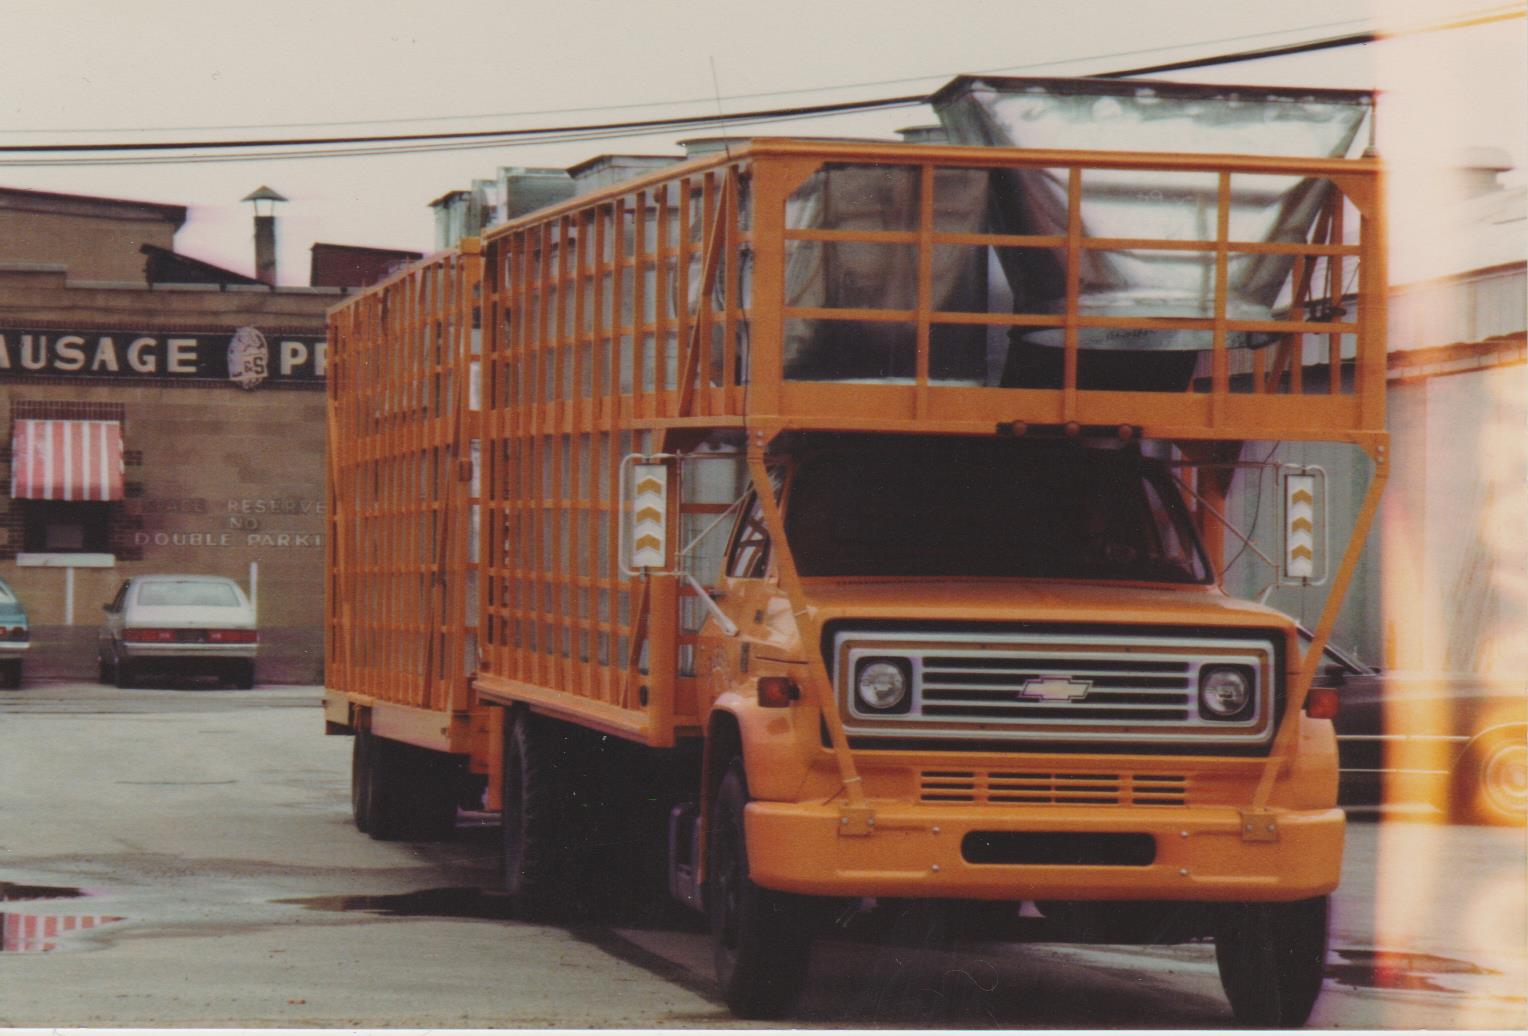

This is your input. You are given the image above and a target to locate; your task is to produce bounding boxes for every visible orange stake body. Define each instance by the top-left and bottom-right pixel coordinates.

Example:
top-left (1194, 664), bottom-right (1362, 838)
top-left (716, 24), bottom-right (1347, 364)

top-left (324, 77), bottom-right (1385, 1025)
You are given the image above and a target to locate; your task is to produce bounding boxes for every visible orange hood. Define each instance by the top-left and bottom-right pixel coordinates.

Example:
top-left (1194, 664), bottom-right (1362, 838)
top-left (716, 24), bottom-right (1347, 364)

top-left (798, 577), bottom-right (1294, 633)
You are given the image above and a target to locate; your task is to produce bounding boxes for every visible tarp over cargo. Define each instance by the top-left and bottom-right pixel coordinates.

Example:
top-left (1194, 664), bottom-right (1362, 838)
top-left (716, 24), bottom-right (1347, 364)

top-left (781, 77), bottom-right (1373, 386)
top-left (933, 76), bottom-right (1374, 352)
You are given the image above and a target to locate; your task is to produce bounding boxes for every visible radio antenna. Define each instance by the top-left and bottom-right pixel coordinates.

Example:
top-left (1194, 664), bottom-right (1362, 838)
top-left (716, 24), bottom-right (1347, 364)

top-left (709, 56), bottom-right (733, 158)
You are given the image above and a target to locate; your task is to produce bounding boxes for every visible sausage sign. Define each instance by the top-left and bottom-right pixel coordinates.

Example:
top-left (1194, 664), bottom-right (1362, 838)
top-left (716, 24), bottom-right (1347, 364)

top-left (0, 327), bottom-right (326, 387)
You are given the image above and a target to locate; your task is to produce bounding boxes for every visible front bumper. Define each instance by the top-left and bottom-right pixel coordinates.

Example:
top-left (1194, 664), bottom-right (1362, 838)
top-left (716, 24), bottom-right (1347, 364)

top-left (745, 801), bottom-right (1343, 903)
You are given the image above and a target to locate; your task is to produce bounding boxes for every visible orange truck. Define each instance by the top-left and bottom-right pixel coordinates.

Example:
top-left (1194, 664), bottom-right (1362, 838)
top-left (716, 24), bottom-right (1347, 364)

top-left (324, 76), bottom-right (1386, 1025)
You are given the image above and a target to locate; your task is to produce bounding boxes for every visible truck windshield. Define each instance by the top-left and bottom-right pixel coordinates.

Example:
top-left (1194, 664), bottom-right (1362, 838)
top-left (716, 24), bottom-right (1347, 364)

top-left (785, 437), bottom-right (1211, 583)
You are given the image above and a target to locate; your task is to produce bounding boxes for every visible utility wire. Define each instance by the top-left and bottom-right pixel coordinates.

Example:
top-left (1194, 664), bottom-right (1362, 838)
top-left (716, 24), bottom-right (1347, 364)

top-left (0, 12), bottom-right (1383, 136)
top-left (0, 95), bottom-right (923, 155)
top-left (0, 106), bottom-right (901, 168)
top-left (0, 2), bottom-right (1517, 168)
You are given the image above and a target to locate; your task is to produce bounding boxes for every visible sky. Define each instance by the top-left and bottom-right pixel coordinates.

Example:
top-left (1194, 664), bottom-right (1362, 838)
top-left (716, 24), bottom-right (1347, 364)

top-left (1, 0), bottom-right (1523, 286)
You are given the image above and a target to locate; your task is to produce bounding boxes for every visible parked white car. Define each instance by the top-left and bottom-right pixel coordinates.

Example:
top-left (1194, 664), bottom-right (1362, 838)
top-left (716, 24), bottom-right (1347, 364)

top-left (98, 575), bottom-right (258, 689)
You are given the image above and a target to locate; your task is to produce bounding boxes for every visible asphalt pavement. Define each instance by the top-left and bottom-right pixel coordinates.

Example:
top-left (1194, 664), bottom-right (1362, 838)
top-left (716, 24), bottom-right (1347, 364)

top-left (1, 679), bottom-right (1524, 1028)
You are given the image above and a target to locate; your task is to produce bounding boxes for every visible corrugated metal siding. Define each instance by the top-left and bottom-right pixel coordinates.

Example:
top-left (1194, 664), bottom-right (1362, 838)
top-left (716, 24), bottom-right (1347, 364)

top-left (1389, 264), bottom-right (1527, 351)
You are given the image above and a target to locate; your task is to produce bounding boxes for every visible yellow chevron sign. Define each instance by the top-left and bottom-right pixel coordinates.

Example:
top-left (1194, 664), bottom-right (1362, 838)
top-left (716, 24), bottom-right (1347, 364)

top-left (631, 462), bottom-right (668, 569)
top-left (1285, 472), bottom-right (1318, 580)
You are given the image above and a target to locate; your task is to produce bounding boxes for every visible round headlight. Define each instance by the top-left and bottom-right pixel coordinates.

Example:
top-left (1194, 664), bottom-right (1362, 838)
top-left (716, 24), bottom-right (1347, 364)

top-left (856, 660), bottom-right (909, 711)
top-left (1200, 667), bottom-right (1252, 719)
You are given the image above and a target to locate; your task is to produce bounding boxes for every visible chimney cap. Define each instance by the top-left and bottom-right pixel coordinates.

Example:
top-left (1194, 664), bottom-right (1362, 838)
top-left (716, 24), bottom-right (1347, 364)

top-left (242, 185), bottom-right (288, 204)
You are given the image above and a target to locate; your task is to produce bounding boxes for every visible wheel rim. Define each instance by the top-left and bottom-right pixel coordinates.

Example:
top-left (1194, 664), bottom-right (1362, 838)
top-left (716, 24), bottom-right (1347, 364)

top-left (1481, 740), bottom-right (1528, 819)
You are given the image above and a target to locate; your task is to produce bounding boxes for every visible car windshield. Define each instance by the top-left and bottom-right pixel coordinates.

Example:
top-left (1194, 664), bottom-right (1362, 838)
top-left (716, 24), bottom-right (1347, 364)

top-left (137, 581), bottom-right (240, 607)
top-left (785, 437), bottom-right (1211, 583)
top-left (0, 583), bottom-right (15, 604)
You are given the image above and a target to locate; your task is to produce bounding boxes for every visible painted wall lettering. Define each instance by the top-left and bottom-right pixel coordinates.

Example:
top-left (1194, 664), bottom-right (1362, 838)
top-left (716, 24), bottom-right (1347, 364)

top-left (0, 329), bottom-right (326, 384)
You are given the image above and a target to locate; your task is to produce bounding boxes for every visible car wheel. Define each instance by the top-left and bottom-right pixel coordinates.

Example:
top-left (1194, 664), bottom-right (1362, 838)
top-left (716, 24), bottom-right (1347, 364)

top-left (0, 659), bottom-right (20, 689)
top-left (227, 661), bottom-right (255, 690)
top-left (1215, 896), bottom-right (1328, 1028)
top-left (1452, 727), bottom-right (1528, 827)
top-left (707, 759), bottom-right (816, 1020)
top-left (114, 657), bottom-right (137, 690)
top-left (98, 653), bottom-right (114, 684)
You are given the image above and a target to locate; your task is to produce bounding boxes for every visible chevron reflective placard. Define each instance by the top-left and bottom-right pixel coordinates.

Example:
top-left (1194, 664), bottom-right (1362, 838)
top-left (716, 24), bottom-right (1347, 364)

top-left (1284, 473), bottom-right (1317, 580)
top-left (631, 463), bottom-right (669, 570)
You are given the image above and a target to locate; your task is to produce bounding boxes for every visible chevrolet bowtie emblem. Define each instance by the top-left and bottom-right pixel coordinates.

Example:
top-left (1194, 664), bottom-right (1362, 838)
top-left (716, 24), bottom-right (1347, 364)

top-left (1018, 677), bottom-right (1092, 702)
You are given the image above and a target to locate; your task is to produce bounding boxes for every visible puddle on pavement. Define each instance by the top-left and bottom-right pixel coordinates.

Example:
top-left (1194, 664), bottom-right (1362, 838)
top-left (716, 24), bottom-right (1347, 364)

top-left (1, 880), bottom-right (86, 901)
top-left (278, 886), bottom-right (518, 920)
top-left (1327, 948), bottom-right (1498, 992)
top-left (2, 880), bottom-right (125, 953)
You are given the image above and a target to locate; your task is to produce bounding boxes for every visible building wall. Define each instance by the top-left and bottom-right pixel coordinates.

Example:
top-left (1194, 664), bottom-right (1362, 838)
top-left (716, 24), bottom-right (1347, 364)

top-left (1223, 261), bottom-right (1526, 674)
top-left (0, 210), bottom-right (176, 284)
top-left (0, 266), bottom-right (338, 683)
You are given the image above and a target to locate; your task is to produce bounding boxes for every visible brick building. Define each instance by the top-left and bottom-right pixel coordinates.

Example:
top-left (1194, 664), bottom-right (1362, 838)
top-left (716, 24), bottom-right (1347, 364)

top-left (0, 186), bottom-right (349, 682)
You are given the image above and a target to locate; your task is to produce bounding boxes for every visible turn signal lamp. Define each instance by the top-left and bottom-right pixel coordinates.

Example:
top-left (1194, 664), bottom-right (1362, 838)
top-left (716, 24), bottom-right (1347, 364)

top-left (1304, 687), bottom-right (1340, 719)
top-left (756, 676), bottom-right (799, 708)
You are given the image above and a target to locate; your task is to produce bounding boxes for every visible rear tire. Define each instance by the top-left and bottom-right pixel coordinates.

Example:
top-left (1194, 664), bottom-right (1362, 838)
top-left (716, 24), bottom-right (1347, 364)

top-left (227, 661), bottom-right (256, 690)
top-left (365, 733), bottom-right (460, 842)
top-left (500, 709), bottom-right (573, 908)
top-left (0, 659), bottom-right (20, 689)
top-left (114, 658), bottom-right (137, 689)
top-left (707, 760), bottom-right (815, 1019)
top-left (351, 730), bottom-right (374, 834)
top-left (1215, 896), bottom-right (1329, 1027)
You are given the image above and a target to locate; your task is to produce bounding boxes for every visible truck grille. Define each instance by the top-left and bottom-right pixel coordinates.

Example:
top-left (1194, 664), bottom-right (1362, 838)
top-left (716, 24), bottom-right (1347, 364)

top-left (920, 769), bottom-right (1189, 806)
top-left (832, 627), bottom-right (1279, 748)
top-left (921, 655), bottom-right (1191, 722)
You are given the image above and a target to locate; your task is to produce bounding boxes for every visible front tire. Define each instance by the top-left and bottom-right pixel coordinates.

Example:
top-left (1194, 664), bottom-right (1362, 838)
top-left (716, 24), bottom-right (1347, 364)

top-left (1215, 896), bottom-right (1329, 1028)
top-left (706, 760), bottom-right (815, 1020)
top-left (1451, 728), bottom-right (1528, 826)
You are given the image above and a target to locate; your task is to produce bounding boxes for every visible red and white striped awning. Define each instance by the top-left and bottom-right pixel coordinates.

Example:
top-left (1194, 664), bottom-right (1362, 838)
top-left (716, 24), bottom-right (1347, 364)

top-left (2, 911), bottom-right (124, 952)
top-left (9, 419), bottom-right (125, 501)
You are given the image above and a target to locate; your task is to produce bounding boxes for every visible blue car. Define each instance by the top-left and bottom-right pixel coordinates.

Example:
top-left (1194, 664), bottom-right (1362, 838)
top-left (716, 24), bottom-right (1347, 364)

top-left (0, 576), bottom-right (29, 688)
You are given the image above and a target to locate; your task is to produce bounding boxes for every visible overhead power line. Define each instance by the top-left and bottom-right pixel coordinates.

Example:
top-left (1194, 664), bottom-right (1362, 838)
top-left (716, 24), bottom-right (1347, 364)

top-left (0, 95), bottom-right (924, 156)
top-left (0, 13), bottom-right (1383, 137)
top-left (0, 3), bottom-right (1518, 169)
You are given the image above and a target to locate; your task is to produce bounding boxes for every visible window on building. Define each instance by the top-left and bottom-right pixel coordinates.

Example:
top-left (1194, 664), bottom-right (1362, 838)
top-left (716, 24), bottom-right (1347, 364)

top-left (21, 499), bottom-right (111, 552)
